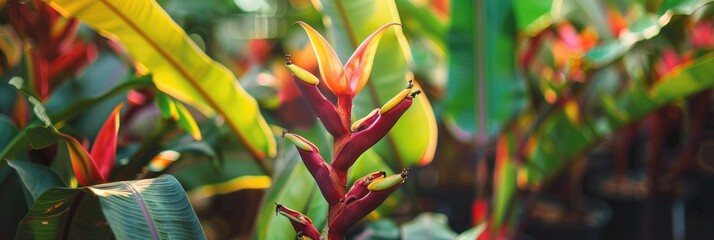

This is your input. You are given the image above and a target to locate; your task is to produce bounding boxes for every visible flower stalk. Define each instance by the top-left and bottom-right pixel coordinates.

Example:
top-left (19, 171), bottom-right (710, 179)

top-left (277, 22), bottom-right (417, 239)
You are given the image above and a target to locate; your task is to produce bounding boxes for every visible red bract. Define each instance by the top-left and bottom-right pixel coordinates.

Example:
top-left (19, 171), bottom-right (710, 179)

top-left (61, 103), bottom-right (123, 186)
top-left (8, 0), bottom-right (98, 100)
top-left (290, 21), bottom-right (401, 140)
top-left (277, 22), bottom-right (420, 240)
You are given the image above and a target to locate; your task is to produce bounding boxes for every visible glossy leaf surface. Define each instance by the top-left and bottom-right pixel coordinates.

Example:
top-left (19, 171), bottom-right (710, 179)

top-left (444, 0), bottom-right (527, 142)
top-left (16, 175), bottom-right (205, 239)
top-left (44, 0), bottom-right (275, 159)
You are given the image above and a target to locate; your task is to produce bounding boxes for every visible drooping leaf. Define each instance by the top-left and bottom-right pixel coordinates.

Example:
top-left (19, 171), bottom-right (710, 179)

top-left (171, 154), bottom-right (270, 201)
top-left (89, 103), bottom-right (123, 181)
top-left (24, 123), bottom-right (59, 149)
top-left (16, 175), bottom-right (205, 239)
top-left (8, 160), bottom-right (65, 206)
top-left (44, 0), bottom-right (276, 159)
top-left (320, 0), bottom-right (438, 168)
top-left (444, 0), bottom-right (527, 142)
top-left (9, 76), bottom-right (53, 128)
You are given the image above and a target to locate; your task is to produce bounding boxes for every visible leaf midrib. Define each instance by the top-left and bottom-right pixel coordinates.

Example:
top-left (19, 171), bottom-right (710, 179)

top-left (475, 0), bottom-right (487, 143)
top-left (121, 181), bottom-right (159, 240)
top-left (95, 0), bottom-right (263, 161)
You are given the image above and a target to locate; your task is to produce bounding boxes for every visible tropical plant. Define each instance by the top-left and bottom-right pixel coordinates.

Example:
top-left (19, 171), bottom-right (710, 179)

top-left (446, 0), bottom-right (714, 238)
top-left (0, 0), bottom-right (279, 238)
top-left (275, 21), bottom-right (420, 239)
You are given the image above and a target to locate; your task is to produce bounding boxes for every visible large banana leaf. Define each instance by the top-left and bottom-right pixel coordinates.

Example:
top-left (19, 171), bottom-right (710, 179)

top-left (16, 175), bottom-right (205, 239)
top-left (319, 0), bottom-right (438, 168)
top-left (444, 0), bottom-right (527, 143)
top-left (43, 0), bottom-right (276, 160)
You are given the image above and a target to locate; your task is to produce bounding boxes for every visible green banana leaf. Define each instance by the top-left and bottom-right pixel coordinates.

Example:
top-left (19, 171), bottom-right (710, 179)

top-left (16, 175), bottom-right (205, 239)
top-left (43, 0), bottom-right (276, 160)
top-left (8, 160), bottom-right (65, 207)
top-left (171, 153), bottom-right (270, 201)
top-left (319, 0), bottom-right (438, 168)
top-left (525, 52), bottom-right (714, 185)
top-left (584, 0), bottom-right (714, 66)
top-left (444, 0), bottom-right (527, 143)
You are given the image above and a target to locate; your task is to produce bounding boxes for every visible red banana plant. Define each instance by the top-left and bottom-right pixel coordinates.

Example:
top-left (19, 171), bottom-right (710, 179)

top-left (7, 0), bottom-right (98, 101)
top-left (276, 22), bottom-right (419, 239)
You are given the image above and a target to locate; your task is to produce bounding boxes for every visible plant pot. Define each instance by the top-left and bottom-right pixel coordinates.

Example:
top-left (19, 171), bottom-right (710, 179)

top-left (526, 195), bottom-right (612, 240)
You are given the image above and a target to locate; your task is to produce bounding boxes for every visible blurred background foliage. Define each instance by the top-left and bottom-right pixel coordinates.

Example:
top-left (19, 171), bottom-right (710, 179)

top-left (1, 0), bottom-right (714, 239)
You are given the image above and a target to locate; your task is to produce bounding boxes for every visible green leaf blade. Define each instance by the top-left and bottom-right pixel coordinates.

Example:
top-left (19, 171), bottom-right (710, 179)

top-left (44, 0), bottom-right (276, 160)
top-left (17, 175), bottom-right (205, 240)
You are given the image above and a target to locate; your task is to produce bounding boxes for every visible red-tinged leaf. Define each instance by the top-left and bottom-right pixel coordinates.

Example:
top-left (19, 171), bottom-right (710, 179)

top-left (344, 23), bottom-right (400, 95)
top-left (90, 103), bottom-right (123, 182)
top-left (491, 131), bottom-right (517, 231)
top-left (12, 94), bottom-right (29, 129)
top-left (472, 199), bottom-right (488, 225)
top-left (61, 133), bottom-right (102, 186)
top-left (47, 41), bottom-right (98, 79)
top-left (296, 21), bottom-right (349, 96)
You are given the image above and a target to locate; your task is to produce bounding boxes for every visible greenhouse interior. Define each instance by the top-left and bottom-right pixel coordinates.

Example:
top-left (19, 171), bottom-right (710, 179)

top-left (1, 0), bottom-right (714, 239)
